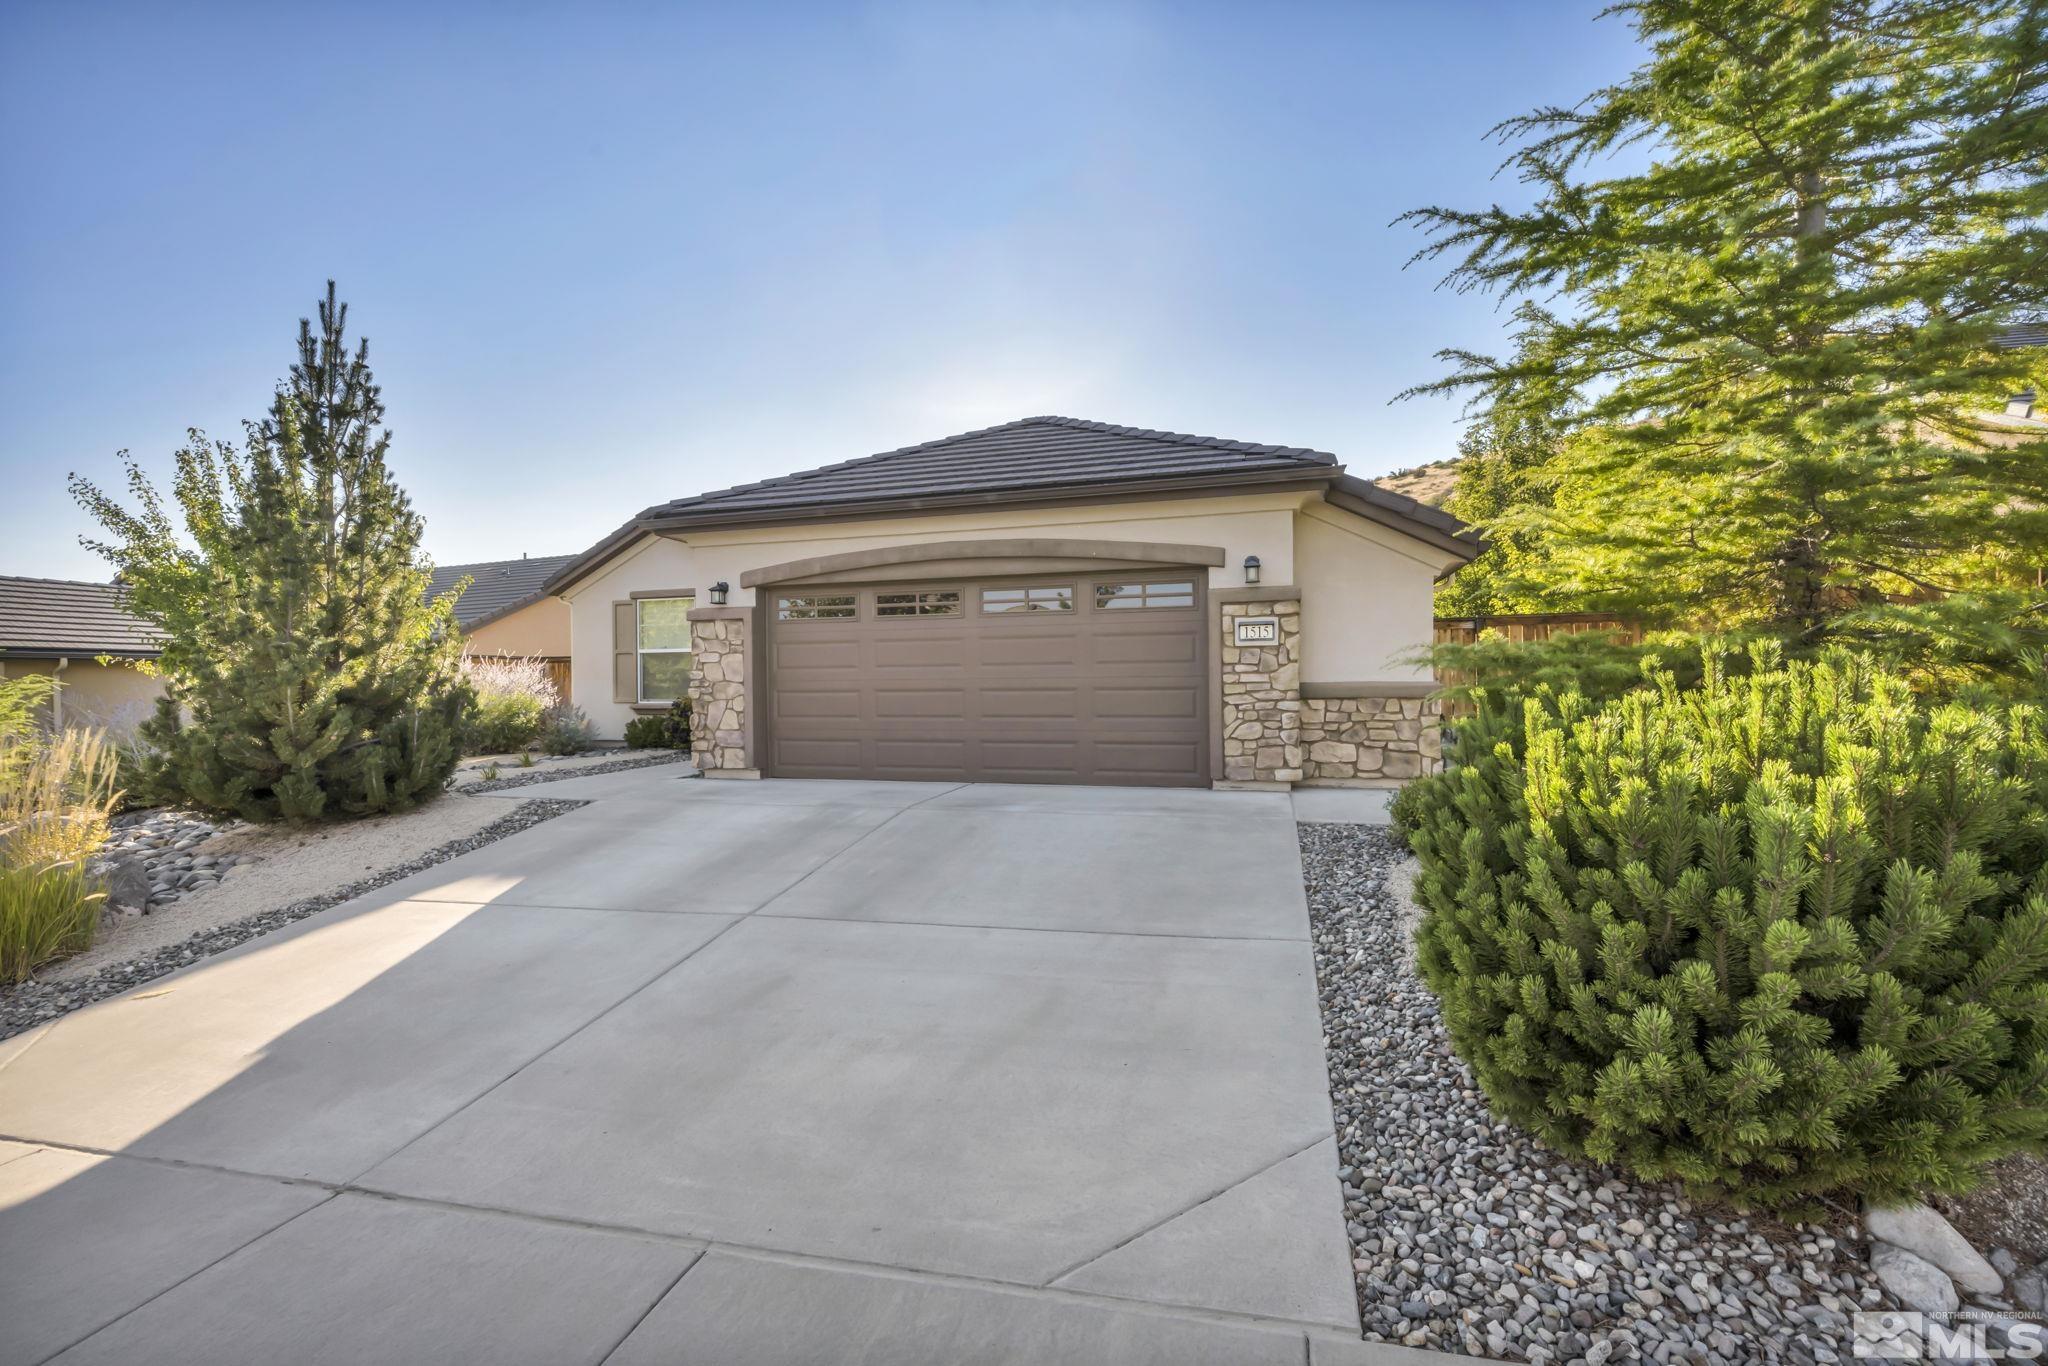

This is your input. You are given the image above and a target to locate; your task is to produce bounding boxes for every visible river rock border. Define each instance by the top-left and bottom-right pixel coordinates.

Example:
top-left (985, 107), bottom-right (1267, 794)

top-left (1, 798), bottom-right (586, 1041)
top-left (1301, 821), bottom-right (1896, 1366)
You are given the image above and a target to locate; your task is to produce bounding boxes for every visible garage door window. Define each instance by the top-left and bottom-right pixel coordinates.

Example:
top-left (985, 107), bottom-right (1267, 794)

top-left (1095, 580), bottom-right (1196, 610)
top-left (875, 588), bottom-right (962, 618)
top-left (637, 597), bottom-right (694, 703)
top-left (981, 585), bottom-right (1073, 613)
top-left (776, 594), bottom-right (858, 620)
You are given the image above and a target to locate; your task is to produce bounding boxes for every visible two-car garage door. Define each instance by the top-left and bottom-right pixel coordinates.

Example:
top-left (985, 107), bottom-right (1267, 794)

top-left (763, 573), bottom-right (1207, 786)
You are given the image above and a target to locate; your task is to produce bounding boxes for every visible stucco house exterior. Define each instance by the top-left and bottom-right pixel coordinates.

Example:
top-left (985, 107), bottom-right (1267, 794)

top-left (427, 553), bottom-right (577, 695)
top-left (0, 575), bottom-right (165, 734)
top-left (543, 417), bottom-right (1478, 789)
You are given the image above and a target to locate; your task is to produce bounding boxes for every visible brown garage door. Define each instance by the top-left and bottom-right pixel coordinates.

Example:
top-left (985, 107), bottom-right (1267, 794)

top-left (763, 572), bottom-right (1207, 786)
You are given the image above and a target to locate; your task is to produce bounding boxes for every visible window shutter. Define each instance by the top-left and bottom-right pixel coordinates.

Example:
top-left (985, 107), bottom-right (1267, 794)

top-left (612, 601), bottom-right (636, 704)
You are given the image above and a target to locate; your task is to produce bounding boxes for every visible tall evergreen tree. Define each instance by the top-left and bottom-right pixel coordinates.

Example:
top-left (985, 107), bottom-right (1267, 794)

top-left (1407, 0), bottom-right (2048, 651)
top-left (71, 284), bottom-right (466, 822)
top-left (1437, 391), bottom-right (1569, 616)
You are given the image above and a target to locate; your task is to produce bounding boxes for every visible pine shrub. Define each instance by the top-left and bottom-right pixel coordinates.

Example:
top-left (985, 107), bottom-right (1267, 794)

top-left (1392, 647), bottom-right (2048, 1211)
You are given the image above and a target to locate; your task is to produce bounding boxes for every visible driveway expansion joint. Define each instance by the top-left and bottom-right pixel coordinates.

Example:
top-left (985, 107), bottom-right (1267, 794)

top-left (1043, 1129), bottom-right (1335, 1288)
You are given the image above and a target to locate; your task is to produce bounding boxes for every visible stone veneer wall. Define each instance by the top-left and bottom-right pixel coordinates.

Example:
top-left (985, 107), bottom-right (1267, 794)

top-left (687, 614), bottom-right (752, 772)
top-left (1299, 695), bottom-right (1442, 781)
top-left (1219, 597), bottom-right (1303, 784)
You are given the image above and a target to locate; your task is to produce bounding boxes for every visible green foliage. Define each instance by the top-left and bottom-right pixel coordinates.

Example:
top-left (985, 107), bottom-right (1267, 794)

top-left (1435, 395), bottom-right (1569, 617)
top-left (463, 693), bottom-right (546, 755)
top-left (622, 701), bottom-right (691, 750)
top-left (537, 705), bottom-right (597, 756)
top-left (1407, 0), bottom-right (2048, 643)
top-left (0, 680), bottom-right (121, 980)
top-left (1393, 647), bottom-right (2048, 1212)
top-left (1429, 630), bottom-right (1705, 711)
top-left (0, 860), bottom-right (103, 983)
top-left (69, 284), bottom-right (467, 823)
top-left (458, 655), bottom-right (561, 755)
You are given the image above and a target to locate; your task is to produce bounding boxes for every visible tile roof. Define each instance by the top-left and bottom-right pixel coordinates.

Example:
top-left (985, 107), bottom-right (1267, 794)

top-left (427, 554), bottom-right (577, 630)
top-left (1997, 322), bottom-right (2046, 349)
top-left (546, 415), bottom-right (1480, 596)
top-left (638, 416), bottom-right (1340, 524)
top-left (0, 576), bottom-right (160, 658)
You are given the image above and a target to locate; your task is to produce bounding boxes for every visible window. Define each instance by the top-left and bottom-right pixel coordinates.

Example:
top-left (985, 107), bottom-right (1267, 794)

top-left (776, 594), bottom-right (857, 620)
top-left (1095, 580), bottom-right (1196, 610)
top-left (981, 585), bottom-right (1073, 614)
top-left (875, 588), bottom-right (962, 618)
top-left (636, 596), bottom-right (694, 703)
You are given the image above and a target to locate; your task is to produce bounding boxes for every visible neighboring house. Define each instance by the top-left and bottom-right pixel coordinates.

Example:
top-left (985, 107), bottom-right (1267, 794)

top-left (544, 416), bottom-right (1480, 789)
top-left (426, 554), bottom-right (577, 697)
top-left (0, 575), bottom-right (164, 734)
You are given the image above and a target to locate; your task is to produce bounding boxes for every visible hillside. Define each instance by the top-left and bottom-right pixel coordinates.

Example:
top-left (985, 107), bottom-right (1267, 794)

top-left (1374, 457), bottom-right (1461, 508)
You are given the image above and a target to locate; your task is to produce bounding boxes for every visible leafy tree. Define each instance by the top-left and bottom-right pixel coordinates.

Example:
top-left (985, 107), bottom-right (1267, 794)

top-left (1436, 391), bottom-right (1569, 616)
top-left (70, 284), bottom-right (467, 822)
top-left (1406, 0), bottom-right (2048, 660)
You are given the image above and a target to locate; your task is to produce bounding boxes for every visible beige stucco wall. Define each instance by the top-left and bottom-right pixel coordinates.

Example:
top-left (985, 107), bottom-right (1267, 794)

top-left (1293, 502), bottom-right (1446, 685)
top-left (463, 595), bottom-right (570, 658)
top-left (563, 489), bottom-right (1448, 742)
top-left (0, 657), bottom-right (165, 736)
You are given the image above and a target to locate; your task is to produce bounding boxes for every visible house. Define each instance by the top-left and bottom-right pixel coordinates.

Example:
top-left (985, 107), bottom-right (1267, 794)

top-left (543, 416), bottom-right (1480, 788)
top-left (426, 553), bottom-right (577, 696)
top-left (0, 575), bottom-right (165, 733)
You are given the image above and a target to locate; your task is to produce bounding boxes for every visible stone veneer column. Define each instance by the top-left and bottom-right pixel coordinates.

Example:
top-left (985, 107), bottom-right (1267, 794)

top-left (1218, 596), bottom-right (1303, 785)
top-left (686, 608), bottom-right (755, 776)
top-left (1298, 695), bottom-right (1443, 781)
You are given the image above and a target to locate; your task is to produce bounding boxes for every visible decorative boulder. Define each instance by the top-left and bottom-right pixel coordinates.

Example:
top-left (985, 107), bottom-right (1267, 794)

top-left (1865, 1203), bottom-right (2004, 1296)
top-left (102, 857), bottom-right (152, 916)
top-left (1870, 1243), bottom-right (1960, 1314)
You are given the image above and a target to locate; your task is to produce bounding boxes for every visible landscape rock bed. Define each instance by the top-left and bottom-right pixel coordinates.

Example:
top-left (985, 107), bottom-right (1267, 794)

top-left (95, 808), bottom-right (248, 910)
top-left (1301, 822), bottom-right (1890, 1366)
top-left (463, 750), bottom-right (689, 793)
top-left (2, 798), bottom-right (584, 1040)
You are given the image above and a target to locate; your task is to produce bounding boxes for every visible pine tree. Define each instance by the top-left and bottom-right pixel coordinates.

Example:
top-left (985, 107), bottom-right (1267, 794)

top-left (70, 284), bottom-right (467, 823)
top-left (1405, 0), bottom-right (2048, 650)
top-left (1436, 391), bottom-right (1568, 616)
top-left (1393, 648), bottom-right (2048, 1211)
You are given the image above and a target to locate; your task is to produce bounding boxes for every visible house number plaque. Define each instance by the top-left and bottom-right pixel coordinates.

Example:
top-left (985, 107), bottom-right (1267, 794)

top-left (1234, 616), bottom-right (1280, 645)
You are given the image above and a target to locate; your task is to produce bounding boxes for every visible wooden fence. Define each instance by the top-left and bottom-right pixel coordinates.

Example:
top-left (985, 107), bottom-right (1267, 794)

top-left (1431, 613), bottom-right (1641, 715)
top-left (1433, 612), bottom-right (1642, 648)
top-left (542, 658), bottom-right (572, 704)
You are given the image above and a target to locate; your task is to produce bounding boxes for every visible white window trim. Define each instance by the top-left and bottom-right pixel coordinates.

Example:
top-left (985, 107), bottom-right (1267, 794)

top-left (636, 596), bottom-right (694, 705)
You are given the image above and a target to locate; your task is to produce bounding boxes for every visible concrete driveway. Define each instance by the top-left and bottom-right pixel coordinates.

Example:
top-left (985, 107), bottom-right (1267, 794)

top-left (0, 771), bottom-right (1390, 1365)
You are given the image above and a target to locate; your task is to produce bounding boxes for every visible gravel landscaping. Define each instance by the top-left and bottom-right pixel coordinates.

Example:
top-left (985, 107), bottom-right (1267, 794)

top-left (1, 798), bottom-right (584, 1041)
top-left (1301, 821), bottom-right (1890, 1366)
top-left (462, 750), bottom-right (690, 793)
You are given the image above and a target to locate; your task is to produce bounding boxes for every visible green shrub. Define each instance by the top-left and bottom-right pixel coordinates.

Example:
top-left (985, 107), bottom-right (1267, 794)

top-left (1, 860), bottom-right (104, 983)
top-left (459, 655), bottom-right (561, 755)
top-left (537, 705), bottom-right (597, 756)
top-left (463, 692), bottom-right (547, 755)
top-left (0, 677), bottom-right (120, 980)
top-left (1393, 646), bottom-right (2048, 1212)
top-left (623, 702), bottom-right (690, 750)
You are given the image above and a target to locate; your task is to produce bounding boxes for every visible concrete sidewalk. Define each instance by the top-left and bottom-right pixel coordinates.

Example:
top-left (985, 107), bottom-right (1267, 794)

top-left (1, 774), bottom-right (1439, 1365)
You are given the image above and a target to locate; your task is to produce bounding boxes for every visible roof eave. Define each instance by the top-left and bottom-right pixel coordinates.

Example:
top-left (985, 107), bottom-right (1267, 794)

top-left (645, 465), bottom-right (1336, 535)
top-left (546, 468), bottom-right (1336, 598)
top-left (0, 646), bottom-right (162, 661)
top-left (1324, 476), bottom-right (1485, 569)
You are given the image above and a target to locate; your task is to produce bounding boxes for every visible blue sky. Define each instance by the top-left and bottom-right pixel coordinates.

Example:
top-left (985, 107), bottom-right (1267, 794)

top-left (0, 1), bottom-right (1643, 580)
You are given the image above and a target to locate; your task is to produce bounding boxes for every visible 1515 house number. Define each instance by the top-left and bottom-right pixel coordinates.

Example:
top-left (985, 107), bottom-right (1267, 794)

top-left (1234, 617), bottom-right (1280, 645)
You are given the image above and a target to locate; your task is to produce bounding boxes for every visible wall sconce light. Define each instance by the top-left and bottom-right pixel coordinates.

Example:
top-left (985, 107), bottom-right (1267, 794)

top-left (709, 581), bottom-right (730, 606)
top-left (1243, 555), bottom-right (1262, 586)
